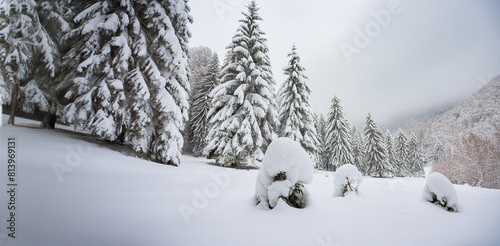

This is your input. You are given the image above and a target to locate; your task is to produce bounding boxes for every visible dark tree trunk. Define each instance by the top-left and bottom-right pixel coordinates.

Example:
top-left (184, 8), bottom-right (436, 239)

top-left (41, 112), bottom-right (57, 129)
top-left (117, 124), bottom-right (127, 144)
top-left (7, 84), bottom-right (18, 125)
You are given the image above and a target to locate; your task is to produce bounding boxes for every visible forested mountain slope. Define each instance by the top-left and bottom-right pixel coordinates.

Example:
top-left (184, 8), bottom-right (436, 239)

top-left (409, 76), bottom-right (500, 157)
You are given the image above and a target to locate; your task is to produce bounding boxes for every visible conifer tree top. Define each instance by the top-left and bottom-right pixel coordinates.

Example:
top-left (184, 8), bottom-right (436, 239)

top-left (242, 1), bottom-right (262, 22)
top-left (328, 96), bottom-right (346, 121)
top-left (282, 44), bottom-right (308, 88)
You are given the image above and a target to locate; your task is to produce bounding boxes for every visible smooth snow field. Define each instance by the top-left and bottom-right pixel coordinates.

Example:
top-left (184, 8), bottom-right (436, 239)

top-left (1, 116), bottom-right (500, 246)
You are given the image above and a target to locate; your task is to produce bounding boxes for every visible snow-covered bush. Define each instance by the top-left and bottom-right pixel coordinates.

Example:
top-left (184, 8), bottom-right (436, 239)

top-left (333, 164), bottom-right (363, 197)
top-left (422, 172), bottom-right (458, 212)
top-left (255, 138), bottom-right (313, 209)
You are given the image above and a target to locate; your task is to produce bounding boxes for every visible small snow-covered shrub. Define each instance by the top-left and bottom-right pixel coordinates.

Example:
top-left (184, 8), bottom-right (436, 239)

top-left (267, 179), bottom-right (292, 208)
top-left (255, 138), bottom-right (313, 209)
top-left (333, 164), bottom-right (363, 197)
top-left (422, 172), bottom-right (458, 212)
top-left (283, 182), bottom-right (308, 208)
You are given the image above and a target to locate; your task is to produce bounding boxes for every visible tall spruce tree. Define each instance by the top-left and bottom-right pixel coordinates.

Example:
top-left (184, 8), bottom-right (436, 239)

top-left (407, 133), bottom-right (425, 177)
top-left (277, 45), bottom-right (317, 159)
top-left (326, 96), bottom-right (353, 171)
top-left (351, 126), bottom-right (366, 174)
top-left (314, 114), bottom-right (331, 170)
top-left (394, 128), bottom-right (408, 176)
top-left (59, 0), bottom-right (192, 165)
top-left (385, 130), bottom-right (396, 174)
top-left (184, 46), bottom-right (213, 153)
top-left (364, 113), bottom-right (389, 177)
top-left (189, 53), bottom-right (220, 156)
top-left (0, 0), bottom-right (60, 126)
top-left (205, 1), bottom-right (278, 166)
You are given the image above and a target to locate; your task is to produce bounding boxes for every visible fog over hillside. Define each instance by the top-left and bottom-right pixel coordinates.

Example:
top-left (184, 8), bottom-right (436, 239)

top-left (380, 100), bottom-right (460, 133)
top-left (406, 76), bottom-right (500, 157)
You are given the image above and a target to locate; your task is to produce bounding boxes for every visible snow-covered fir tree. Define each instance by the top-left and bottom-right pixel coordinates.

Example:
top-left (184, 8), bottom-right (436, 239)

top-left (277, 45), bottom-right (317, 159)
top-left (393, 128), bottom-right (408, 176)
top-left (205, 1), bottom-right (278, 166)
top-left (350, 126), bottom-right (366, 174)
top-left (433, 141), bottom-right (446, 162)
top-left (407, 133), bottom-right (425, 177)
top-left (0, 0), bottom-right (60, 126)
top-left (188, 46), bottom-right (213, 92)
top-left (61, 1), bottom-right (135, 141)
top-left (60, 0), bottom-right (192, 165)
top-left (184, 46), bottom-right (213, 153)
top-left (385, 130), bottom-right (396, 174)
top-left (326, 96), bottom-right (353, 171)
top-left (314, 114), bottom-right (331, 170)
top-left (189, 53), bottom-right (220, 156)
top-left (364, 113), bottom-right (390, 177)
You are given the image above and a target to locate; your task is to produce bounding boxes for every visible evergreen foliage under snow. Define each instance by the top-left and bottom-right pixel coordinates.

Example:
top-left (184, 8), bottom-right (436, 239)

top-left (187, 46), bottom-right (213, 92)
top-left (205, 1), bottom-right (278, 167)
top-left (184, 46), bottom-right (214, 153)
top-left (326, 96), bottom-right (353, 171)
top-left (189, 53), bottom-right (220, 156)
top-left (394, 128), bottom-right (409, 176)
top-left (385, 130), bottom-right (396, 175)
top-left (364, 113), bottom-right (390, 177)
top-left (407, 133), bottom-right (425, 177)
top-left (277, 45), bottom-right (317, 160)
top-left (314, 114), bottom-right (331, 170)
top-left (0, 0), bottom-right (61, 124)
top-left (59, 0), bottom-right (192, 165)
top-left (351, 126), bottom-right (366, 174)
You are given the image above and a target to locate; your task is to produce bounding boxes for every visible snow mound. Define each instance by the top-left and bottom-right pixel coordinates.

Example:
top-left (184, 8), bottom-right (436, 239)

top-left (422, 172), bottom-right (458, 212)
top-left (333, 164), bottom-right (363, 197)
top-left (255, 137), bottom-right (313, 208)
top-left (262, 138), bottom-right (313, 183)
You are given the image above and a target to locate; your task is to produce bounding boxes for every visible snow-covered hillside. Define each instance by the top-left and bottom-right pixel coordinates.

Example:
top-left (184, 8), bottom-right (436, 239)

top-left (1, 116), bottom-right (500, 246)
top-left (409, 76), bottom-right (500, 155)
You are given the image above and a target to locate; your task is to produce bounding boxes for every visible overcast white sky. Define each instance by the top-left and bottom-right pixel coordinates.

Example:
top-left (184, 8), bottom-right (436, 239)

top-left (188, 0), bottom-right (500, 128)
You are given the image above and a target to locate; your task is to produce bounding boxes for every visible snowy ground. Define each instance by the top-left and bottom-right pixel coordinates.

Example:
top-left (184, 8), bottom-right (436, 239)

top-left (1, 115), bottom-right (500, 246)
